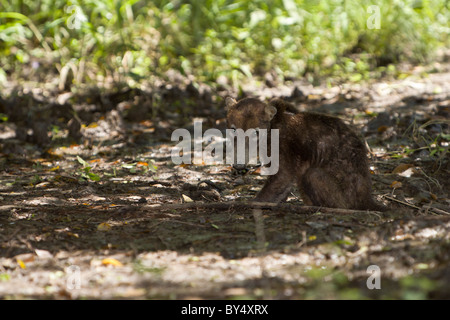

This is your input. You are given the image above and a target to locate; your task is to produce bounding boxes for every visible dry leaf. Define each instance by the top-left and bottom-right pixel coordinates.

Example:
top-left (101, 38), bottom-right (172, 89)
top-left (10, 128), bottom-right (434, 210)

top-left (97, 222), bottom-right (112, 231)
top-left (390, 181), bottom-right (403, 188)
top-left (35, 249), bottom-right (53, 259)
top-left (101, 258), bottom-right (123, 267)
top-left (182, 194), bottom-right (194, 203)
top-left (391, 231), bottom-right (414, 241)
top-left (66, 232), bottom-right (79, 238)
top-left (251, 167), bottom-right (262, 175)
top-left (392, 163), bottom-right (414, 174)
top-left (307, 94), bottom-right (321, 100)
top-left (35, 182), bottom-right (51, 188)
top-left (17, 259), bottom-right (26, 269)
top-left (139, 120), bottom-right (153, 127)
top-left (15, 253), bottom-right (35, 265)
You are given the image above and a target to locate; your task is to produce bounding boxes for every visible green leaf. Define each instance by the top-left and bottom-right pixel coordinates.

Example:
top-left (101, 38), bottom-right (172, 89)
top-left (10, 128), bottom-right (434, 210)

top-left (0, 273), bottom-right (10, 282)
top-left (0, 12), bottom-right (30, 22)
top-left (83, 167), bottom-right (92, 173)
top-left (76, 156), bottom-right (88, 167)
top-left (148, 160), bottom-right (158, 172)
top-left (88, 172), bottom-right (100, 181)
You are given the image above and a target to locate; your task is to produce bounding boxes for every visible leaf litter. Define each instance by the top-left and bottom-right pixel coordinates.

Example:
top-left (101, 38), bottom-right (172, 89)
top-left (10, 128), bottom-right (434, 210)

top-left (0, 68), bottom-right (449, 299)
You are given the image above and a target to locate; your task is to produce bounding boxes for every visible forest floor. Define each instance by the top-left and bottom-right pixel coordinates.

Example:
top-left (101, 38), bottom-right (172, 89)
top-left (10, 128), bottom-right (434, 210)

top-left (0, 63), bottom-right (449, 299)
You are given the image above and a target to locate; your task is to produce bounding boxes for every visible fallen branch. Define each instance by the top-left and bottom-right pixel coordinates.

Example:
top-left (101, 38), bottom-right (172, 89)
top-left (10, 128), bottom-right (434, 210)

top-left (422, 205), bottom-right (450, 216)
top-left (143, 201), bottom-right (384, 215)
top-left (383, 195), bottom-right (420, 210)
top-left (383, 195), bottom-right (450, 215)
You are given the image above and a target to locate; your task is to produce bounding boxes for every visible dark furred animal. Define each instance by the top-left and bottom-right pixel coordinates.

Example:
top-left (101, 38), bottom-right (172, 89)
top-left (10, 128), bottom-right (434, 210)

top-left (225, 97), bottom-right (386, 211)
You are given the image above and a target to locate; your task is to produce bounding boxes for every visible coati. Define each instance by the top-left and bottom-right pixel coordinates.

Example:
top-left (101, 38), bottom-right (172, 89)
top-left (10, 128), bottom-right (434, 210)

top-left (225, 97), bottom-right (386, 211)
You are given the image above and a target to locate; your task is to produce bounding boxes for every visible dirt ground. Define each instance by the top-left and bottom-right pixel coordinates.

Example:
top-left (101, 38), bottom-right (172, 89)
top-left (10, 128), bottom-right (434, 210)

top-left (0, 66), bottom-right (449, 299)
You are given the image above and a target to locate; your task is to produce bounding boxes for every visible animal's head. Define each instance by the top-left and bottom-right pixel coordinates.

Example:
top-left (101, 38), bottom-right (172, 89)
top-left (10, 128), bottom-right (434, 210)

top-left (225, 97), bottom-right (279, 171)
top-left (225, 97), bottom-right (277, 132)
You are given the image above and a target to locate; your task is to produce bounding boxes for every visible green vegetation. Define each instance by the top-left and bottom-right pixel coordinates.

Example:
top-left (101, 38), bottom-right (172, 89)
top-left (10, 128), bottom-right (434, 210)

top-left (77, 155), bottom-right (101, 181)
top-left (0, 0), bottom-right (449, 87)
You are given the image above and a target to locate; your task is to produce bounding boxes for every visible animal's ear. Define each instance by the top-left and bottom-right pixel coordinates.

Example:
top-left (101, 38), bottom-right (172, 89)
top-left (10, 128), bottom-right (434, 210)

top-left (265, 104), bottom-right (277, 120)
top-left (269, 98), bottom-right (288, 114)
top-left (225, 97), bottom-right (237, 111)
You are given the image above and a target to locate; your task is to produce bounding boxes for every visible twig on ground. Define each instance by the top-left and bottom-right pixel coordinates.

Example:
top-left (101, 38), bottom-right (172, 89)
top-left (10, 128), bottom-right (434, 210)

top-left (383, 195), bottom-right (420, 210)
top-left (144, 201), bottom-right (384, 215)
top-left (383, 195), bottom-right (450, 215)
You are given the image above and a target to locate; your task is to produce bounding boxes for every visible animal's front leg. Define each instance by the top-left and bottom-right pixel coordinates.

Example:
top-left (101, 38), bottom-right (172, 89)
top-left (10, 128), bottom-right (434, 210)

top-left (255, 169), bottom-right (294, 203)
